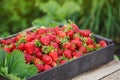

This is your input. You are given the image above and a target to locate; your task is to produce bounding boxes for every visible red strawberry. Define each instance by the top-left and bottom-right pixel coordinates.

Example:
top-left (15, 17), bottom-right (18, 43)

top-left (35, 64), bottom-right (44, 72)
top-left (76, 41), bottom-right (82, 48)
top-left (58, 49), bottom-right (62, 55)
top-left (40, 36), bottom-right (50, 45)
top-left (50, 42), bottom-right (59, 49)
top-left (51, 61), bottom-right (57, 67)
top-left (63, 49), bottom-right (72, 59)
top-left (74, 36), bottom-right (80, 41)
top-left (15, 33), bottom-right (23, 41)
top-left (4, 47), bottom-right (11, 53)
top-left (57, 31), bottom-right (66, 38)
top-left (49, 52), bottom-right (58, 61)
top-left (44, 64), bottom-right (52, 71)
top-left (35, 52), bottom-right (43, 59)
top-left (60, 60), bottom-right (67, 64)
top-left (73, 52), bottom-right (82, 58)
top-left (18, 43), bottom-right (24, 51)
top-left (24, 42), bottom-right (35, 55)
top-left (99, 40), bottom-right (107, 47)
top-left (11, 43), bottom-right (16, 50)
top-left (66, 30), bottom-right (74, 39)
top-left (79, 30), bottom-right (91, 37)
top-left (34, 47), bottom-right (41, 53)
top-left (0, 40), bottom-right (7, 45)
top-left (36, 28), bottom-right (46, 34)
top-left (71, 23), bottom-right (79, 32)
top-left (26, 36), bottom-right (33, 42)
top-left (6, 39), bottom-right (13, 44)
top-left (63, 42), bottom-right (71, 49)
top-left (53, 27), bottom-right (61, 34)
top-left (86, 38), bottom-right (94, 45)
top-left (33, 58), bottom-right (43, 65)
top-left (48, 34), bottom-right (56, 41)
top-left (79, 46), bottom-right (87, 53)
top-left (69, 44), bottom-right (76, 51)
top-left (24, 53), bottom-right (34, 63)
top-left (42, 55), bottom-right (52, 64)
top-left (55, 38), bottom-right (60, 44)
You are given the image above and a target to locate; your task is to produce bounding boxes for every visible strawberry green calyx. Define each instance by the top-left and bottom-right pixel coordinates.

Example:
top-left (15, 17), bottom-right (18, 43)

top-left (16, 38), bottom-right (26, 47)
top-left (42, 45), bottom-right (54, 54)
top-left (35, 39), bottom-right (42, 47)
top-left (60, 36), bottom-right (70, 46)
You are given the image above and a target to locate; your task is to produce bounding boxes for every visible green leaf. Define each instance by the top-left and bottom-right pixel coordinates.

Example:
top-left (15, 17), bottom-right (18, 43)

top-left (1, 67), bottom-right (8, 76)
top-left (7, 74), bottom-right (25, 80)
top-left (7, 50), bottom-right (37, 78)
top-left (0, 49), bottom-right (7, 67)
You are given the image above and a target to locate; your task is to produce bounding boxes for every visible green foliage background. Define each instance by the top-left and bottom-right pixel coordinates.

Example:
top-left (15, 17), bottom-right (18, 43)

top-left (0, 0), bottom-right (120, 43)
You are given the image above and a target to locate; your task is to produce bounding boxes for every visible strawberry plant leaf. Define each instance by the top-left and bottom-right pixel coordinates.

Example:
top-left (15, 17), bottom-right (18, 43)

top-left (0, 49), bottom-right (37, 80)
top-left (0, 49), bottom-right (7, 67)
top-left (7, 50), bottom-right (37, 78)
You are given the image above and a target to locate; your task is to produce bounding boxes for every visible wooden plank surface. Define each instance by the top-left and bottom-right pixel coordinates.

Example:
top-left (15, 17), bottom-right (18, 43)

top-left (72, 60), bottom-right (120, 80)
top-left (101, 69), bottom-right (120, 80)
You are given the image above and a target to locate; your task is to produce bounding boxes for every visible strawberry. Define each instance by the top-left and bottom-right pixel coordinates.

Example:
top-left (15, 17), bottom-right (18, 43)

top-left (79, 30), bottom-right (91, 37)
top-left (0, 39), bottom-right (7, 45)
top-left (34, 47), bottom-right (42, 53)
top-left (53, 26), bottom-right (61, 34)
top-left (76, 41), bottom-right (82, 48)
top-left (49, 52), bottom-right (58, 61)
top-left (51, 61), bottom-right (57, 67)
top-left (24, 42), bottom-right (35, 55)
top-left (69, 44), bottom-right (76, 51)
top-left (87, 44), bottom-right (94, 52)
top-left (11, 43), bottom-right (16, 50)
top-left (73, 51), bottom-right (82, 58)
top-left (40, 36), bottom-right (50, 45)
top-left (70, 23), bottom-right (79, 32)
top-left (42, 55), bottom-right (52, 64)
top-left (26, 36), bottom-right (33, 42)
top-left (74, 36), bottom-right (80, 41)
top-left (33, 58), bottom-right (43, 65)
top-left (18, 43), bottom-right (24, 51)
top-left (66, 30), bottom-right (74, 39)
top-left (24, 53), bottom-right (34, 63)
top-left (4, 47), bottom-right (11, 53)
top-left (50, 42), bottom-right (59, 49)
top-left (6, 39), bottom-right (14, 44)
top-left (35, 64), bottom-right (44, 72)
top-left (44, 64), bottom-right (52, 71)
top-left (63, 42), bottom-right (71, 49)
top-left (36, 28), bottom-right (46, 34)
top-left (63, 49), bottom-right (72, 59)
top-left (57, 31), bottom-right (66, 38)
top-left (79, 46), bottom-right (87, 53)
top-left (60, 60), bottom-right (67, 64)
top-left (86, 38), bottom-right (94, 45)
top-left (48, 34), bottom-right (56, 41)
top-left (35, 52), bottom-right (43, 59)
top-left (58, 49), bottom-right (62, 55)
top-left (99, 40), bottom-right (107, 47)
top-left (55, 38), bottom-right (60, 44)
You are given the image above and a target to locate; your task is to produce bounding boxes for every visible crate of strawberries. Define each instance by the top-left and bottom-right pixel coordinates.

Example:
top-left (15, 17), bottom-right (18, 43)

top-left (0, 22), bottom-right (114, 80)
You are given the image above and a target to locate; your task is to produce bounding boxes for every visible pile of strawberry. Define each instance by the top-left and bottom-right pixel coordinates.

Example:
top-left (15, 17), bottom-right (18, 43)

top-left (0, 23), bottom-right (107, 73)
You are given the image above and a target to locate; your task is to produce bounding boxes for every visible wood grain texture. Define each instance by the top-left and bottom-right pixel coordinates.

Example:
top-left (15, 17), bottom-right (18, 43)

top-left (72, 60), bottom-right (120, 80)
